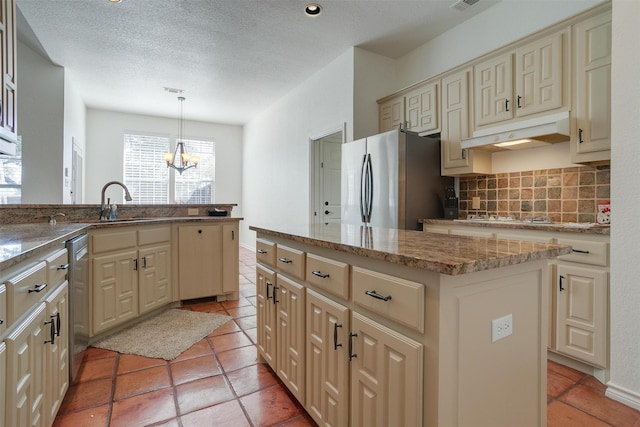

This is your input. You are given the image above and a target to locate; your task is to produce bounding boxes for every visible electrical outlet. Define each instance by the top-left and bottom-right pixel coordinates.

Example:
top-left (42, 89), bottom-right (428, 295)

top-left (491, 314), bottom-right (513, 343)
top-left (472, 196), bottom-right (481, 210)
top-left (187, 208), bottom-right (199, 216)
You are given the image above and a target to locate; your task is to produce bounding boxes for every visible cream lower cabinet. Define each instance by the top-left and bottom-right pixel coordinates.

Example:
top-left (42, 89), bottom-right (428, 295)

top-left (177, 222), bottom-right (239, 301)
top-left (91, 225), bottom-right (172, 336)
top-left (0, 341), bottom-right (5, 427)
top-left (44, 281), bottom-right (69, 426)
top-left (138, 243), bottom-right (171, 315)
top-left (5, 303), bottom-right (47, 427)
top-left (350, 312), bottom-right (423, 427)
top-left (306, 289), bottom-right (349, 427)
top-left (256, 265), bottom-right (306, 403)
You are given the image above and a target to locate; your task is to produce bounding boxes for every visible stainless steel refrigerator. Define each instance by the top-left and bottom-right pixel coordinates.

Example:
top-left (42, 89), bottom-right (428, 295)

top-left (341, 128), bottom-right (453, 230)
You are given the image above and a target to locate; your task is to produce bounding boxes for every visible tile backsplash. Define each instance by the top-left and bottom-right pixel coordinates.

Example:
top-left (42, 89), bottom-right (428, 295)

top-left (458, 165), bottom-right (610, 223)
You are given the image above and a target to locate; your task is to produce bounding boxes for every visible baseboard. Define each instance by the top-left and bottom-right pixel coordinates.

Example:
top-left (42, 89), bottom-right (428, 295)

top-left (605, 382), bottom-right (640, 411)
top-left (240, 242), bottom-right (255, 251)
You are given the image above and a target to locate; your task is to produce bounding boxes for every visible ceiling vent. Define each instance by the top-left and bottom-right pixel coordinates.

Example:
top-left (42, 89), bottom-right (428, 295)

top-left (450, 0), bottom-right (480, 11)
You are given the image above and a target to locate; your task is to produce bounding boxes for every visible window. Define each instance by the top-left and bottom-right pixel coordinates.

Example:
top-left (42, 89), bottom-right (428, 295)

top-left (0, 137), bottom-right (22, 204)
top-left (124, 133), bottom-right (215, 204)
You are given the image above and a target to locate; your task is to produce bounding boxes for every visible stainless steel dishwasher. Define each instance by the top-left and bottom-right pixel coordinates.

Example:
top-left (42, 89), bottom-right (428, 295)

top-left (66, 233), bottom-right (89, 383)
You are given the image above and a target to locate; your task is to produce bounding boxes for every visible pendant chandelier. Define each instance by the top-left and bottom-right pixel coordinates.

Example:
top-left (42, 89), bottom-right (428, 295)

top-left (163, 95), bottom-right (199, 174)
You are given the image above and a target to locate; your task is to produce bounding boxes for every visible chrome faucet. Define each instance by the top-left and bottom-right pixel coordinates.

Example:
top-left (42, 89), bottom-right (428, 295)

top-left (49, 213), bottom-right (65, 225)
top-left (100, 181), bottom-right (132, 220)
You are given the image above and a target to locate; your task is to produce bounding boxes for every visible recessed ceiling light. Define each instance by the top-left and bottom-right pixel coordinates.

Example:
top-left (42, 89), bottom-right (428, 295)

top-left (305, 3), bottom-right (322, 17)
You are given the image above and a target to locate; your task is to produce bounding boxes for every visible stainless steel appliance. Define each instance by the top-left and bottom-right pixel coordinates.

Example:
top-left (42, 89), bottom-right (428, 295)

top-left (66, 233), bottom-right (89, 383)
top-left (341, 128), bottom-right (453, 230)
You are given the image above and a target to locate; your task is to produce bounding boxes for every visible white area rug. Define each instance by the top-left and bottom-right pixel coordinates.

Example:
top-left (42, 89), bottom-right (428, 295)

top-left (92, 309), bottom-right (232, 360)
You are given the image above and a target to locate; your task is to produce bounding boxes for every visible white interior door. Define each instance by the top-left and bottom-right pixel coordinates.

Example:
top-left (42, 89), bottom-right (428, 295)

top-left (310, 126), bottom-right (344, 224)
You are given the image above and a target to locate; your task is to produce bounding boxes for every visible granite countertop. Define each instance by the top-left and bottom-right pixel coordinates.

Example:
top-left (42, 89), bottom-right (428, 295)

top-left (249, 223), bottom-right (571, 276)
top-left (0, 216), bottom-right (243, 270)
top-left (421, 218), bottom-right (611, 235)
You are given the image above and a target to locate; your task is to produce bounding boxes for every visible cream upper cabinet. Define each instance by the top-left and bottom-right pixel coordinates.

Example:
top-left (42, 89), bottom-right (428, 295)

top-left (306, 289), bottom-right (349, 427)
top-left (441, 69), bottom-right (491, 176)
top-left (571, 10), bottom-right (611, 164)
top-left (0, 0), bottom-right (17, 143)
top-left (379, 82), bottom-right (439, 134)
top-left (405, 81), bottom-right (438, 134)
top-left (378, 96), bottom-right (404, 132)
top-left (474, 31), bottom-right (567, 130)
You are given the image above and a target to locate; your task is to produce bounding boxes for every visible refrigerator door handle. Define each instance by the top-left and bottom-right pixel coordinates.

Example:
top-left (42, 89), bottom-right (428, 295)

top-left (366, 154), bottom-right (373, 222)
top-left (359, 154), bottom-right (368, 222)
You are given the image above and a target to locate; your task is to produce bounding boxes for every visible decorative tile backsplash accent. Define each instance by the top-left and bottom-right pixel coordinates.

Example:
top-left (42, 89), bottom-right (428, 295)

top-left (458, 165), bottom-right (610, 223)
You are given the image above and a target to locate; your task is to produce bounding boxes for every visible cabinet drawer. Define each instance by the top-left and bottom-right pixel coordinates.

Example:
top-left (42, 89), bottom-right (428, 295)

top-left (5, 261), bottom-right (48, 324)
top-left (256, 239), bottom-right (276, 267)
top-left (306, 253), bottom-right (349, 300)
top-left (352, 267), bottom-right (424, 333)
top-left (43, 248), bottom-right (69, 288)
top-left (91, 230), bottom-right (137, 254)
top-left (138, 225), bottom-right (171, 246)
top-left (276, 245), bottom-right (306, 281)
top-left (557, 238), bottom-right (608, 266)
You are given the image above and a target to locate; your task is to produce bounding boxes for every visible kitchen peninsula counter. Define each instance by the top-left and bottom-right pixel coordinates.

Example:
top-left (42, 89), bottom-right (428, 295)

top-left (0, 216), bottom-right (242, 270)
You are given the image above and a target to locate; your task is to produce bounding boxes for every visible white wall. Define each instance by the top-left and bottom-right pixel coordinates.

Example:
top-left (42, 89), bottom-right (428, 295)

top-left (17, 40), bottom-right (65, 203)
top-left (63, 76), bottom-right (87, 203)
top-left (85, 109), bottom-right (243, 207)
top-left (241, 49), bottom-right (354, 249)
top-left (607, 0), bottom-right (640, 410)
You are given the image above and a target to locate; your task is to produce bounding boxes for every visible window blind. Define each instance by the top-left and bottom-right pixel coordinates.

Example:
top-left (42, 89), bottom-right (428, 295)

top-left (124, 134), bottom-right (170, 204)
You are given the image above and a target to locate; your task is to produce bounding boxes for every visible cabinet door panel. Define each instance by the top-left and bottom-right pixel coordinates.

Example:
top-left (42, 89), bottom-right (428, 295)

top-left (5, 303), bottom-right (47, 427)
top-left (556, 264), bottom-right (608, 367)
top-left (405, 82), bottom-right (438, 134)
top-left (256, 265), bottom-right (277, 368)
top-left (350, 312), bottom-right (423, 427)
top-left (222, 223), bottom-right (239, 295)
top-left (139, 244), bottom-right (171, 314)
top-left (474, 53), bottom-right (513, 127)
top-left (276, 275), bottom-right (306, 403)
top-left (45, 281), bottom-right (69, 425)
top-left (178, 225), bottom-right (222, 300)
top-left (379, 97), bottom-right (404, 132)
top-left (92, 250), bottom-right (139, 335)
top-left (306, 289), bottom-right (349, 427)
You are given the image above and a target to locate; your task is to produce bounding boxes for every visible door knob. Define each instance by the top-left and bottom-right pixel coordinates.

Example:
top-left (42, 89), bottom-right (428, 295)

top-left (324, 201), bottom-right (329, 206)
top-left (325, 210), bottom-right (331, 215)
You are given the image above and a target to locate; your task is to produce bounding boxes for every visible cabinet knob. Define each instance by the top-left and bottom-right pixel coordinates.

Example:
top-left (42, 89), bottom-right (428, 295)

top-left (198, 229), bottom-right (203, 234)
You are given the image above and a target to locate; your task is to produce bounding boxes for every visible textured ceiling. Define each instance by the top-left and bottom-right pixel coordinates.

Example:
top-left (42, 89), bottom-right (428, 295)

top-left (16, 0), bottom-right (500, 125)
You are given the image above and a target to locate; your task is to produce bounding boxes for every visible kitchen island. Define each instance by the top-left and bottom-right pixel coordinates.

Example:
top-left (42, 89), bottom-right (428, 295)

top-left (250, 223), bottom-right (571, 427)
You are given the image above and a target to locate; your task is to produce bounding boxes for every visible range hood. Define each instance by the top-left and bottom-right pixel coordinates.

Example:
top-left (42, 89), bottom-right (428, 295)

top-left (461, 111), bottom-right (570, 151)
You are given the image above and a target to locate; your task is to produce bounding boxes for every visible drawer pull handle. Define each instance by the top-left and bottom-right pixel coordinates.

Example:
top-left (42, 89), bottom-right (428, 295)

top-left (333, 323), bottom-right (343, 350)
top-left (57, 264), bottom-right (70, 270)
top-left (142, 256), bottom-right (147, 269)
top-left (348, 332), bottom-right (358, 361)
top-left (365, 290), bottom-right (392, 302)
top-left (257, 249), bottom-right (267, 254)
top-left (44, 318), bottom-right (56, 344)
top-left (272, 286), bottom-right (279, 304)
top-left (278, 257), bottom-right (292, 264)
top-left (559, 275), bottom-right (565, 292)
top-left (28, 283), bottom-right (47, 293)
top-left (133, 258), bottom-right (138, 271)
top-left (266, 281), bottom-right (272, 300)
top-left (54, 312), bottom-right (61, 337)
top-left (312, 270), bottom-right (330, 279)
top-left (0, 319), bottom-right (4, 325)
top-left (571, 249), bottom-right (590, 254)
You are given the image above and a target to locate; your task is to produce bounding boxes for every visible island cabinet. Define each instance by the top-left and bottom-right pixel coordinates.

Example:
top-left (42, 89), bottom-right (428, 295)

top-left (0, 341), bottom-right (5, 427)
top-left (90, 225), bottom-right (171, 336)
top-left (251, 224), bottom-right (569, 427)
top-left (176, 222), bottom-right (239, 301)
top-left (1, 244), bottom-right (70, 427)
top-left (571, 9), bottom-right (612, 164)
top-left (257, 243), bottom-right (423, 427)
top-left (473, 30), bottom-right (568, 129)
